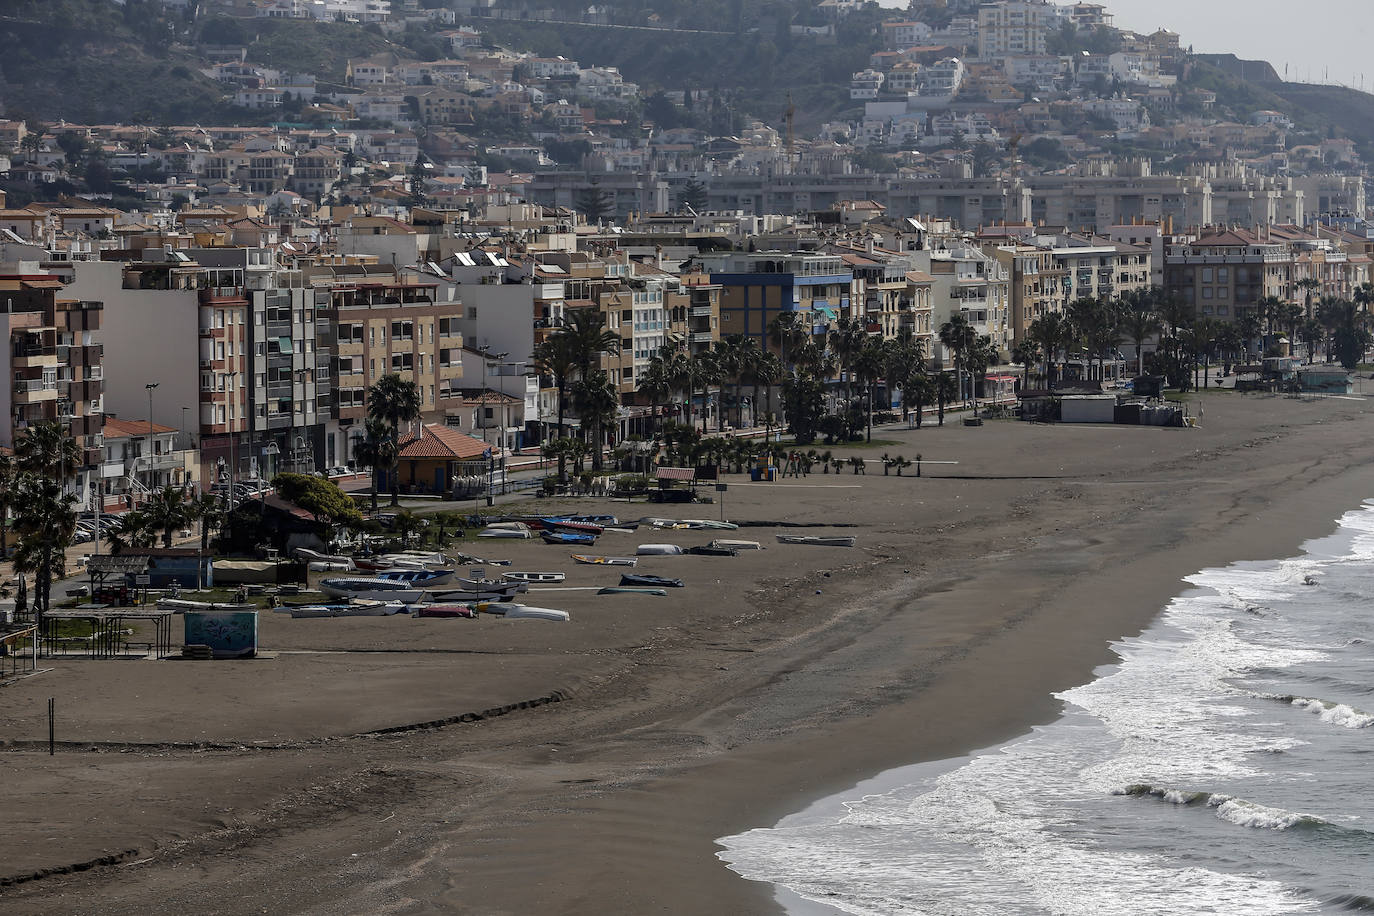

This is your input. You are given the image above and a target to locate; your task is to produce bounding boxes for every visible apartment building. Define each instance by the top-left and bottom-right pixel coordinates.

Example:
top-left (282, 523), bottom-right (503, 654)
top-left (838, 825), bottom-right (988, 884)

top-left (0, 274), bottom-right (105, 491)
top-left (977, 0), bottom-right (1051, 60)
top-left (918, 244), bottom-right (1011, 360)
top-left (318, 278), bottom-right (464, 469)
top-left (703, 252), bottom-right (855, 353)
top-left (100, 417), bottom-right (195, 507)
top-left (1163, 229), bottom-right (1290, 322)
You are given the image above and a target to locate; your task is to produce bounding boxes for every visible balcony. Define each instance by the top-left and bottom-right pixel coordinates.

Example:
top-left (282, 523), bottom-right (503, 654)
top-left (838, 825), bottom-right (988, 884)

top-left (690, 305), bottom-right (713, 318)
top-left (14, 379), bottom-right (59, 402)
top-left (12, 347), bottom-right (57, 369)
top-left (690, 331), bottom-right (715, 345)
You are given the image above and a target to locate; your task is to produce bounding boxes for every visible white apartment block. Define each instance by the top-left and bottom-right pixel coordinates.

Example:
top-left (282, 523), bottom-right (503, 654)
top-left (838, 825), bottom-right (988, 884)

top-left (977, 0), bottom-right (1051, 60)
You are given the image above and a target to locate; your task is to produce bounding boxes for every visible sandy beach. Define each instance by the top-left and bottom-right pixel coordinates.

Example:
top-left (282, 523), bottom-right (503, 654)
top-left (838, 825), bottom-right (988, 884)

top-left (4, 390), bottom-right (1374, 915)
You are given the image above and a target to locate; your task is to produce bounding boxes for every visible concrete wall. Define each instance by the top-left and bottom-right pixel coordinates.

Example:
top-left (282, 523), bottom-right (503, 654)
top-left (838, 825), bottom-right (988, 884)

top-left (63, 261), bottom-right (199, 438)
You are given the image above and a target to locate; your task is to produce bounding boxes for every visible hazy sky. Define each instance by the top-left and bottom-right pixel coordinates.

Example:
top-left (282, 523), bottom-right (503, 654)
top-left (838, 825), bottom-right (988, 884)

top-left (1102, 0), bottom-right (1374, 90)
top-left (872, 0), bottom-right (1374, 92)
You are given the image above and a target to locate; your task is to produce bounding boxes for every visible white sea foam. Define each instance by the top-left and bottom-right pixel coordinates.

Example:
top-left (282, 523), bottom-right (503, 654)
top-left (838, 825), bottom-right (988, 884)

top-left (1290, 697), bottom-right (1374, 729)
top-left (719, 504), bottom-right (1374, 915)
top-left (1212, 797), bottom-right (1327, 831)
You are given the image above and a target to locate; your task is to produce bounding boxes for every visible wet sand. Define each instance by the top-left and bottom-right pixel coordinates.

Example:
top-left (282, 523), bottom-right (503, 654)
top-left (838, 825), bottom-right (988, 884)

top-left (4, 391), bottom-right (1374, 914)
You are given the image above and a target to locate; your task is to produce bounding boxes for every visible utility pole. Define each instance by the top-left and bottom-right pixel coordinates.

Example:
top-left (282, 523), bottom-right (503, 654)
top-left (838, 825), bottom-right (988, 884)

top-left (145, 382), bottom-right (159, 501)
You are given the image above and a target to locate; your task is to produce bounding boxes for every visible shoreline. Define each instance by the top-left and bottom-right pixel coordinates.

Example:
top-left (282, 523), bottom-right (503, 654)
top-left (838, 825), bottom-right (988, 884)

top-left (720, 486), bottom-right (1374, 915)
top-left (4, 394), bottom-right (1374, 914)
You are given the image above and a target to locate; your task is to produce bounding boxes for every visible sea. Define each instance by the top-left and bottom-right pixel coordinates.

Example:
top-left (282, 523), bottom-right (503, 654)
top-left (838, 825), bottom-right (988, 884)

top-left (717, 500), bottom-right (1374, 915)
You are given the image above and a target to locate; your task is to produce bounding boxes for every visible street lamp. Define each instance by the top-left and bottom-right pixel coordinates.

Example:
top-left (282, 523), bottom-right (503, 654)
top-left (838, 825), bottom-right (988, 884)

top-left (145, 382), bottom-right (159, 498)
top-left (223, 371), bottom-right (239, 511)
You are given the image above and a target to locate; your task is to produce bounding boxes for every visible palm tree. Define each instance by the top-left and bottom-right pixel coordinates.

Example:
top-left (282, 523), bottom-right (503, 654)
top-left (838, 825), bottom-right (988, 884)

top-left (532, 333), bottom-right (577, 441)
top-left (1028, 312), bottom-right (1075, 389)
top-left (634, 356), bottom-right (674, 435)
top-left (1012, 338), bottom-right (1043, 388)
top-left (572, 369), bottom-right (620, 470)
top-left (353, 417), bottom-right (396, 514)
top-left (902, 371), bottom-right (934, 427)
top-left (852, 338), bottom-right (887, 442)
top-left (1295, 276), bottom-right (1322, 320)
top-left (753, 351), bottom-right (783, 441)
top-left (561, 308), bottom-right (621, 380)
top-left (16, 420), bottom-right (81, 479)
top-left (729, 336), bottom-right (763, 428)
top-left (104, 510), bottom-right (156, 554)
top-left (186, 491), bottom-right (224, 558)
top-left (0, 452), bottom-right (15, 558)
top-left (12, 474), bottom-right (77, 623)
top-left (934, 372), bottom-right (958, 426)
top-left (366, 374), bottom-right (422, 507)
top-left (884, 329), bottom-right (927, 426)
top-left (828, 317), bottom-right (868, 414)
top-left (143, 485), bottom-right (190, 547)
top-left (938, 314), bottom-right (977, 406)
top-left (768, 312), bottom-right (807, 374)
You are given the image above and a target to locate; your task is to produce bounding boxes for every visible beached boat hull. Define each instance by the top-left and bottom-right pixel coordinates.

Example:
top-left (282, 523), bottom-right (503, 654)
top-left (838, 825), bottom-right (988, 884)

top-left (375, 568), bottom-right (456, 587)
top-left (597, 587), bottom-right (667, 596)
top-left (319, 578), bottom-right (428, 603)
top-left (687, 546), bottom-right (737, 556)
top-left (157, 598), bottom-right (257, 613)
top-left (541, 531), bottom-right (598, 546)
top-left (415, 604), bottom-right (476, 618)
top-left (636, 543), bottom-right (685, 556)
top-left (620, 574), bottom-right (685, 588)
top-left (483, 603), bottom-right (570, 622)
top-left (503, 571), bottom-right (565, 583)
top-left (570, 554), bottom-right (638, 567)
top-left (775, 535), bottom-right (857, 547)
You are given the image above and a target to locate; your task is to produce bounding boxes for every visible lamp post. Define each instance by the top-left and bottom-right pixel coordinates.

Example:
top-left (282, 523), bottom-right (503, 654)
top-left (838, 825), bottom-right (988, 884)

top-left (145, 382), bottom-right (159, 500)
top-left (181, 406), bottom-right (189, 452)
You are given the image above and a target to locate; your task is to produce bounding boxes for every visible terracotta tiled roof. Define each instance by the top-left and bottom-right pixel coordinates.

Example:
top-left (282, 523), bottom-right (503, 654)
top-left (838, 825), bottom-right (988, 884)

top-left (103, 417), bottom-right (177, 439)
top-left (397, 424), bottom-right (489, 460)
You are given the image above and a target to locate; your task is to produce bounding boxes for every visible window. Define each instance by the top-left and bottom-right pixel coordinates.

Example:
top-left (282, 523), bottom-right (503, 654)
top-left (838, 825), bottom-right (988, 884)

top-left (1202, 288), bottom-right (1214, 299)
top-left (467, 307), bottom-right (478, 321)
top-left (1202, 268), bottom-right (1214, 283)
top-left (1217, 268), bottom-right (1229, 283)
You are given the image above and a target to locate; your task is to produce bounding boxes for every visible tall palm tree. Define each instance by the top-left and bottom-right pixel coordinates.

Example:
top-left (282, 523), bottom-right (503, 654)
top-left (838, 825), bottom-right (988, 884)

top-left (572, 369), bottom-right (620, 470)
top-left (768, 312), bottom-right (807, 374)
top-left (143, 485), bottom-right (190, 548)
top-left (12, 473), bottom-right (77, 623)
top-left (934, 372), bottom-right (958, 426)
top-left (884, 329), bottom-right (927, 426)
top-left (1295, 276), bottom-right (1322, 319)
top-left (353, 417), bottom-right (396, 514)
top-left (16, 420), bottom-right (81, 480)
top-left (634, 357), bottom-right (674, 435)
top-left (366, 374), bottom-right (422, 507)
top-left (828, 317), bottom-right (868, 414)
top-left (0, 452), bottom-right (15, 558)
top-left (852, 338), bottom-right (887, 442)
top-left (753, 351), bottom-right (783, 441)
top-left (561, 308), bottom-right (621, 380)
top-left (532, 333), bottom-right (577, 441)
top-left (729, 336), bottom-right (763, 428)
top-left (1117, 298), bottom-right (1160, 378)
top-left (1028, 312), bottom-right (1076, 389)
top-left (938, 314), bottom-right (977, 406)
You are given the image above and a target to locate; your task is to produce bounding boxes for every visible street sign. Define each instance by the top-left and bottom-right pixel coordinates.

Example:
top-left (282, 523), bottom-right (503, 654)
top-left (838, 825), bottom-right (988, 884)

top-left (715, 483), bottom-right (728, 492)
top-left (483, 448), bottom-right (493, 460)
top-left (470, 567), bottom-right (484, 580)
top-left (135, 574), bottom-right (151, 586)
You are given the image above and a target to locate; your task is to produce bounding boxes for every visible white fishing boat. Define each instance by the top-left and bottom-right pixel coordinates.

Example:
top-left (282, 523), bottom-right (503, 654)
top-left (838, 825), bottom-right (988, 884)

top-left (678, 519), bottom-right (740, 530)
top-left (454, 552), bottom-right (512, 567)
top-left (452, 576), bottom-right (528, 595)
top-left (156, 598), bottom-right (257, 613)
top-left (479, 522), bottom-right (534, 539)
top-left (319, 577), bottom-right (428, 603)
top-left (502, 571), bottom-right (565, 583)
top-left (570, 554), bottom-right (638, 567)
top-left (475, 602), bottom-right (570, 622)
top-left (775, 535), bottom-right (857, 547)
top-left (375, 567), bottom-right (456, 587)
top-left (284, 600), bottom-right (406, 618)
top-left (294, 548), bottom-right (356, 570)
top-left (709, 539), bottom-right (763, 551)
top-left (636, 543), bottom-right (686, 556)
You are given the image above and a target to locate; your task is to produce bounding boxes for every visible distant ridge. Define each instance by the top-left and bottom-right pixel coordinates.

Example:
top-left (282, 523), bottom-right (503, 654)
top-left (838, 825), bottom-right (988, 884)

top-left (1195, 54), bottom-right (1282, 84)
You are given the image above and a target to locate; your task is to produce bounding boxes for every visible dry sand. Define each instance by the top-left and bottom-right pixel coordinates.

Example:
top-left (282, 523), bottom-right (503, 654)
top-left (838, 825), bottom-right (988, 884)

top-left (4, 391), bottom-right (1374, 914)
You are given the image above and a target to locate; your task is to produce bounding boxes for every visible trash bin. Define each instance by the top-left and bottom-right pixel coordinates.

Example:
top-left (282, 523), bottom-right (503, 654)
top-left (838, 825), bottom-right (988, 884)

top-left (750, 468), bottom-right (763, 481)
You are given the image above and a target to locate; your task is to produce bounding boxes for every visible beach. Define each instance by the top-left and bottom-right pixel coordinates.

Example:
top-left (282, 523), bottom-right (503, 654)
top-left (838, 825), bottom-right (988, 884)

top-left (4, 391), bottom-right (1374, 915)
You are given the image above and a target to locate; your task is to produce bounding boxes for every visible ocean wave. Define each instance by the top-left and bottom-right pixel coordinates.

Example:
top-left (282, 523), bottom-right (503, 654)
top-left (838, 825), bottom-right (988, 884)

top-left (1290, 697), bottom-right (1374, 729)
top-left (1326, 893), bottom-right (1374, 911)
top-left (1258, 694), bottom-right (1374, 728)
top-left (1116, 784), bottom-right (1330, 831)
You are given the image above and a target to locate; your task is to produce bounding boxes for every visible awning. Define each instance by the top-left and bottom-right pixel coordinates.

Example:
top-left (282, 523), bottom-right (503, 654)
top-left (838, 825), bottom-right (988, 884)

top-left (655, 467), bottom-right (695, 481)
top-left (277, 336), bottom-right (293, 352)
top-left (813, 307), bottom-right (838, 320)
